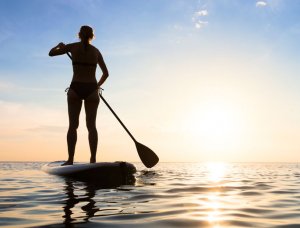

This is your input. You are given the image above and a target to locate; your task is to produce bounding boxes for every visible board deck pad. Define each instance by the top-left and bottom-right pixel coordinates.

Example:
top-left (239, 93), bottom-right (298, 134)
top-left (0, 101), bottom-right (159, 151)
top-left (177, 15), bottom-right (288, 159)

top-left (42, 161), bottom-right (136, 187)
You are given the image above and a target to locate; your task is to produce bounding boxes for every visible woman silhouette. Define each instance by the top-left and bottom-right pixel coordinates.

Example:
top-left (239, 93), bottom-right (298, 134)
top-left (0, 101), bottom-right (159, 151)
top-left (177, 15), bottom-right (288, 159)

top-left (49, 25), bottom-right (109, 165)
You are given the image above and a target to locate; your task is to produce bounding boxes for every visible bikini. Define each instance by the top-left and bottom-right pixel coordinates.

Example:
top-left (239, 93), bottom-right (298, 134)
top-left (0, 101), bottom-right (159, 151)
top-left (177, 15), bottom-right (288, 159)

top-left (69, 61), bottom-right (98, 100)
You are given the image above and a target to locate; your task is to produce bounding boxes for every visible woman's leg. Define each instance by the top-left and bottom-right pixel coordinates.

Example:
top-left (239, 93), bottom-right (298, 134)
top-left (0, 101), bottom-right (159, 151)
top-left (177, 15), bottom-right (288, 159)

top-left (85, 90), bottom-right (100, 163)
top-left (63, 89), bottom-right (82, 165)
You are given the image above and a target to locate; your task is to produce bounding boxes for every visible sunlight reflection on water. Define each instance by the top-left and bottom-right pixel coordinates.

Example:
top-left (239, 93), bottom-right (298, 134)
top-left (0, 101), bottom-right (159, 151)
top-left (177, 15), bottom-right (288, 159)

top-left (206, 162), bottom-right (228, 183)
top-left (203, 162), bottom-right (227, 227)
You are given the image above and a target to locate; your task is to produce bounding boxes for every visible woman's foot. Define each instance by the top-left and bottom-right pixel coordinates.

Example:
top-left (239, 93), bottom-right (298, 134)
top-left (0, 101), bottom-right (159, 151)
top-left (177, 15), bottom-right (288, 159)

top-left (90, 157), bottom-right (96, 163)
top-left (62, 160), bottom-right (73, 166)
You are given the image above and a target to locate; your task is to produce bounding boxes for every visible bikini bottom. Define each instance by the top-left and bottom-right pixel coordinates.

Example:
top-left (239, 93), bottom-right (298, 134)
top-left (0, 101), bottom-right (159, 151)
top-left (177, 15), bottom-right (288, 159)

top-left (69, 81), bottom-right (98, 100)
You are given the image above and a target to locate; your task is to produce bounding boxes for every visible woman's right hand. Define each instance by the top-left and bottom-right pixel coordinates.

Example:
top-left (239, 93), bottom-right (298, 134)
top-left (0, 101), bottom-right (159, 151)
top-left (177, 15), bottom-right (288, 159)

top-left (49, 42), bottom-right (67, 56)
top-left (57, 42), bottom-right (65, 49)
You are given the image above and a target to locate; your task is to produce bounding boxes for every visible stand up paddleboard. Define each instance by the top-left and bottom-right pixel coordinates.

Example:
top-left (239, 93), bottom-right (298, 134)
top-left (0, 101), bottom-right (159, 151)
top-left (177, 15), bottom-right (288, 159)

top-left (42, 161), bottom-right (136, 186)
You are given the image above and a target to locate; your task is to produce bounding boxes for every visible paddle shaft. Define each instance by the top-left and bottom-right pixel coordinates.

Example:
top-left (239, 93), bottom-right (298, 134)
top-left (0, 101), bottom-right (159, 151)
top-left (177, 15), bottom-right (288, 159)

top-left (99, 93), bottom-right (137, 142)
top-left (66, 52), bottom-right (137, 143)
top-left (67, 52), bottom-right (72, 59)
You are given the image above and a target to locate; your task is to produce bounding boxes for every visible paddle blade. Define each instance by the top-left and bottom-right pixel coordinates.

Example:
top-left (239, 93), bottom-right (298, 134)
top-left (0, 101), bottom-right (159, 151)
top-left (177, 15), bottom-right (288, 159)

top-left (135, 142), bottom-right (159, 168)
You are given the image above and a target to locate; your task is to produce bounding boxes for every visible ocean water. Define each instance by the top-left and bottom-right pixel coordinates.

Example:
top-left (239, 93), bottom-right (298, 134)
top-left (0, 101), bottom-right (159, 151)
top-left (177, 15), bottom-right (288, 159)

top-left (0, 162), bottom-right (299, 228)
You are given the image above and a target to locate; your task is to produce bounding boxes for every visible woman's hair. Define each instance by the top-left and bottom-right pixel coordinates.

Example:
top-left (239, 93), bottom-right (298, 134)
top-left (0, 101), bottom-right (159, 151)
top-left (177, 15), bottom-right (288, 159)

top-left (78, 25), bottom-right (94, 49)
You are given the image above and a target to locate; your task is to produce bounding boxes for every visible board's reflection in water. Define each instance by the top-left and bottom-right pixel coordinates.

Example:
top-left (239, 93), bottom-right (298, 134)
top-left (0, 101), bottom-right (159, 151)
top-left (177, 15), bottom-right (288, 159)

top-left (62, 174), bottom-right (136, 225)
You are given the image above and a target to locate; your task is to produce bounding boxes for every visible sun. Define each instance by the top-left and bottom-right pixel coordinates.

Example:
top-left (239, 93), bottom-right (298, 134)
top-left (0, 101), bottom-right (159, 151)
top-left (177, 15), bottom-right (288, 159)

top-left (182, 101), bottom-right (245, 154)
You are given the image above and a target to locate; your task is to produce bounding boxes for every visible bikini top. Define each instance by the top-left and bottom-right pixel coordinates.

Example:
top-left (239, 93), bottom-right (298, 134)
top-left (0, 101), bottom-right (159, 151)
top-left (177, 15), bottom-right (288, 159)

top-left (72, 61), bottom-right (97, 67)
top-left (67, 52), bottom-right (97, 67)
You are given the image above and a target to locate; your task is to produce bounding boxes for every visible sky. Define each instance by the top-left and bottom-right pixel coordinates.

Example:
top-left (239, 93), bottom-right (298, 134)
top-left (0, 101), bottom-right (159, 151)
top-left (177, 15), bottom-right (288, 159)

top-left (0, 0), bottom-right (300, 162)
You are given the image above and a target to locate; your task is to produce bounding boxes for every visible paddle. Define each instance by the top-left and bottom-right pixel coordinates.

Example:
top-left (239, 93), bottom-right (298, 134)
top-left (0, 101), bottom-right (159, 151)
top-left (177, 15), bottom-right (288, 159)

top-left (66, 52), bottom-right (159, 168)
top-left (99, 93), bottom-right (159, 168)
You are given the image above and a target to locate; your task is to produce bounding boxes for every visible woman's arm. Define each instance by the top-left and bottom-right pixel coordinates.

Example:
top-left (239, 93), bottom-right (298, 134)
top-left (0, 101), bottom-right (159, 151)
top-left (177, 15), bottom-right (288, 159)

top-left (49, 42), bottom-right (69, 56)
top-left (97, 51), bottom-right (109, 87)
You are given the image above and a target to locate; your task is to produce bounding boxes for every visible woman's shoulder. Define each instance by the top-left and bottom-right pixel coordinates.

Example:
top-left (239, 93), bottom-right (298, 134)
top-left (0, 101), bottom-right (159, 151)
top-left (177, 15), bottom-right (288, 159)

top-left (65, 42), bottom-right (80, 51)
top-left (66, 42), bottom-right (81, 48)
top-left (89, 44), bottom-right (100, 52)
top-left (89, 45), bottom-right (102, 58)
top-left (68, 42), bottom-right (99, 51)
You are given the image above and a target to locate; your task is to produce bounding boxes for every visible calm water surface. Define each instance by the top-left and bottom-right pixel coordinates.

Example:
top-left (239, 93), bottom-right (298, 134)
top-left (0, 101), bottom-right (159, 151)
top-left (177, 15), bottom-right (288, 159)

top-left (0, 162), bottom-right (299, 227)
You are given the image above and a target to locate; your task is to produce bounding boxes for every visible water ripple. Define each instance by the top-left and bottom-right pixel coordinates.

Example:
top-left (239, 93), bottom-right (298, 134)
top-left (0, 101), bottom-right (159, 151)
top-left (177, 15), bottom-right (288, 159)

top-left (0, 162), bottom-right (299, 227)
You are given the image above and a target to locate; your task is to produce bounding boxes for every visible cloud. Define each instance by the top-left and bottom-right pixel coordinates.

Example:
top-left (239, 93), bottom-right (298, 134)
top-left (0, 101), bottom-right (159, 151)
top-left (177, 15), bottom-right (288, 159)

top-left (0, 100), bottom-right (66, 139)
top-left (173, 24), bottom-right (183, 31)
top-left (26, 125), bottom-right (65, 133)
top-left (195, 21), bottom-right (208, 29)
top-left (196, 10), bottom-right (208, 17)
top-left (256, 1), bottom-right (267, 7)
top-left (193, 9), bottom-right (209, 30)
top-left (0, 80), bottom-right (61, 93)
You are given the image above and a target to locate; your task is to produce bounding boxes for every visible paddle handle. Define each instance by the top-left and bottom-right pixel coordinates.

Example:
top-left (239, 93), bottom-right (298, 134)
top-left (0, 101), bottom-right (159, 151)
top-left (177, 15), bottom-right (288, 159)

top-left (99, 93), bottom-right (137, 143)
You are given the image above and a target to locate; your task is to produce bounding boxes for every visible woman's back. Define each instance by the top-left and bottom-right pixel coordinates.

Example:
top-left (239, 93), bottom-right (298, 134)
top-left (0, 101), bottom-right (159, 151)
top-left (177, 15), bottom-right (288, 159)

top-left (68, 42), bottom-right (100, 83)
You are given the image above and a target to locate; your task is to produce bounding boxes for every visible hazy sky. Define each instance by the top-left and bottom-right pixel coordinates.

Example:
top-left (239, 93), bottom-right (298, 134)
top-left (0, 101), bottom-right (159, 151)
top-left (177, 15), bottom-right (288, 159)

top-left (0, 0), bottom-right (300, 162)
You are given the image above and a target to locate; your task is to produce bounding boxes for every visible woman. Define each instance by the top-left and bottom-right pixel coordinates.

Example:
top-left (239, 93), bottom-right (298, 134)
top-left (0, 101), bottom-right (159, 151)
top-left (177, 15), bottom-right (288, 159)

top-left (49, 25), bottom-right (109, 165)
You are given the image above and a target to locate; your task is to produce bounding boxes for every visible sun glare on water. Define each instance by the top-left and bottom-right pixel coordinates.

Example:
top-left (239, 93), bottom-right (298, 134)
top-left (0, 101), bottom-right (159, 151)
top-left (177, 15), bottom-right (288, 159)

top-left (206, 162), bottom-right (228, 183)
top-left (192, 162), bottom-right (229, 226)
top-left (205, 162), bottom-right (230, 227)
